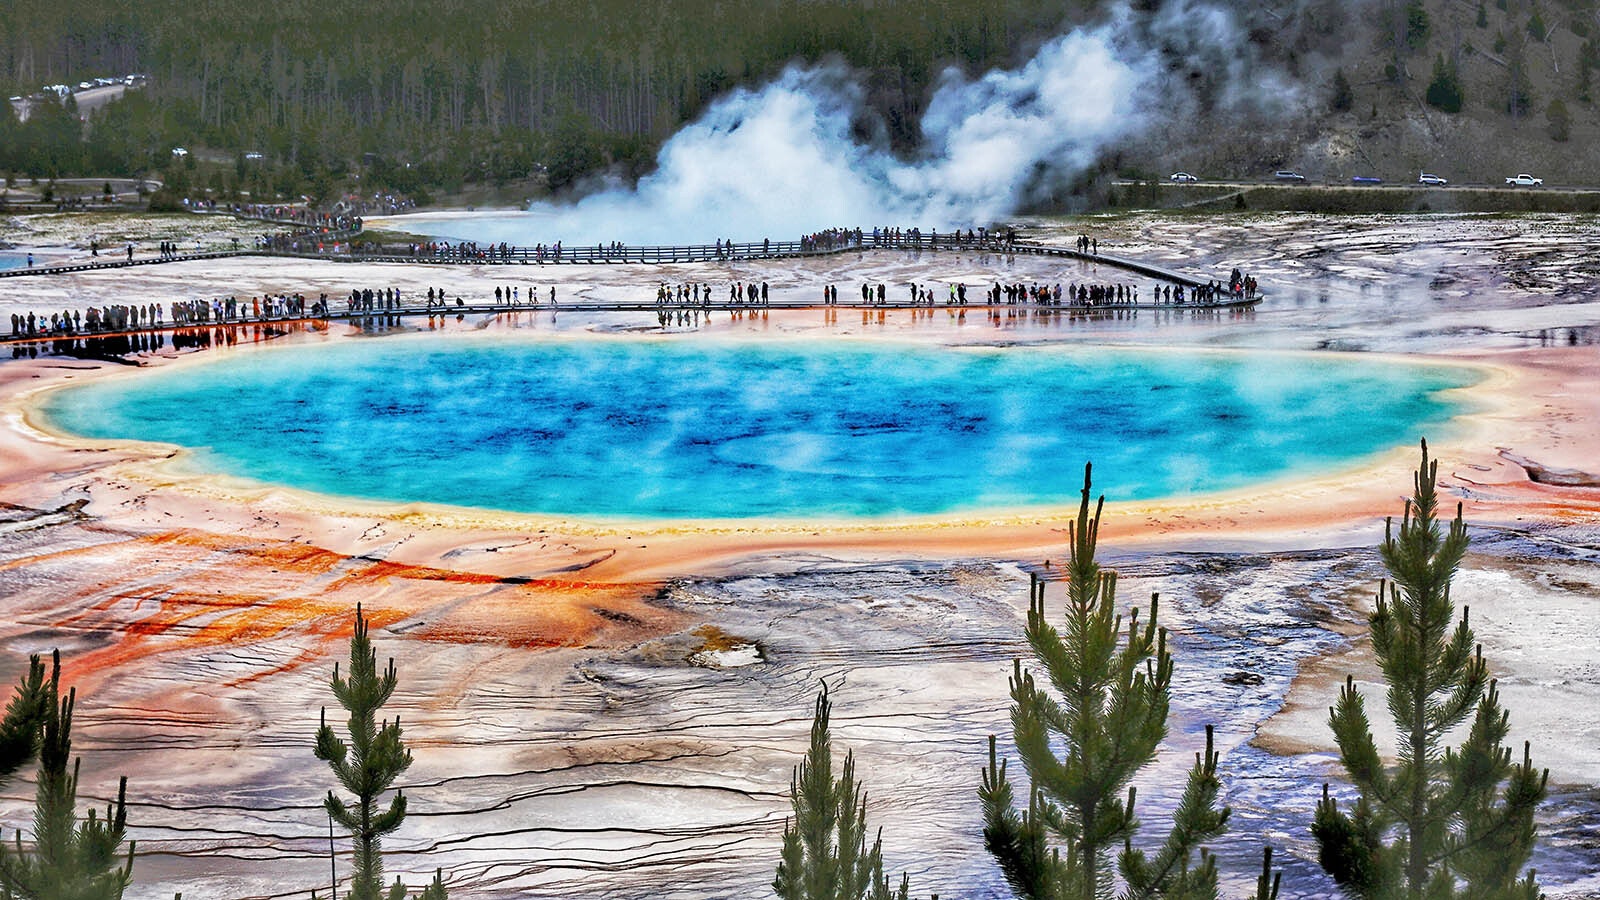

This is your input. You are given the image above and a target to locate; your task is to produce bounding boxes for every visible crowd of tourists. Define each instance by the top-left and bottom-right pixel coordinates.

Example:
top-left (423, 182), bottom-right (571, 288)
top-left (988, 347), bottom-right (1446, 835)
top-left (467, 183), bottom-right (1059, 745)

top-left (642, 277), bottom-right (1238, 311)
top-left (171, 293), bottom-right (322, 322)
top-left (331, 193), bottom-right (416, 217)
top-left (798, 229), bottom-right (859, 252)
top-left (656, 283), bottom-right (712, 306)
top-left (870, 226), bottom-right (1011, 249)
top-left (653, 280), bottom-right (773, 326)
top-left (5, 290), bottom-right (331, 338)
top-left (350, 287), bottom-right (405, 312)
top-left (842, 279), bottom-right (1139, 308)
top-left (691, 272), bottom-right (1260, 312)
top-left (376, 241), bottom-right (539, 262)
top-left (642, 276), bottom-right (1224, 313)
top-left (795, 226), bottom-right (1017, 253)
top-left (353, 226), bottom-right (1022, 265)
top-left (255, 218), bottom-right (362, 253)
top-left (485, 284), bottom-right (556, 306)
top-left (350, 240), bottom-right (650, 263)
top-left (165, 201), bottom-right (365, 255)
top-left (1001, 282), bottom-right (1139, 306)
top-left (188, 199), bottom-right (359, 231)
top-left (4, 263), bottom-right (1261, 342)
top-left (9, 306), bottom-right (162, 337)
top-left (654, 281), bottom-right (770, 306)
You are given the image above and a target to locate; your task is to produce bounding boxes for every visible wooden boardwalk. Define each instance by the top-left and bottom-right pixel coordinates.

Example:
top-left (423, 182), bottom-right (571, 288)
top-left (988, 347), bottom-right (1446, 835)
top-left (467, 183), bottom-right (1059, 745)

top-left (1, 234), bottom-right (1216, 289)
top-left (0, 209), bottom-right (355, 279)
top-left (4, 228), bottom-right (1263, 347)
top-left (1, 250), bottom-right (249, 278)
top-left (2, 293), bottom-right (1259, 348)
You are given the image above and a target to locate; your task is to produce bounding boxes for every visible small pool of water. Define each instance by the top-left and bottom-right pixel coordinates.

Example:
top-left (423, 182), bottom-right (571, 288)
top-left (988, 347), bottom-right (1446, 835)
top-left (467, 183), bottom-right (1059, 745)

top-left (40, 337), bottom-right (1479, 519)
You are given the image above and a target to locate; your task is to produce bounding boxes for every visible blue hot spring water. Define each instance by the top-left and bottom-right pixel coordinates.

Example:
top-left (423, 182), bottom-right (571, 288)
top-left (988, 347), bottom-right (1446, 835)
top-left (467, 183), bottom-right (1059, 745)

top-left (41, 338), bottom-right (1478, 519)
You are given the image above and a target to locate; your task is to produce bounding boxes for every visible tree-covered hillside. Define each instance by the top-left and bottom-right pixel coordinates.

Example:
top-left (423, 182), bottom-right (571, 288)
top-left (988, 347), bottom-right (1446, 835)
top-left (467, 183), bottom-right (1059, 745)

top-left (0, 0), bottom-right (1073, 192)
top-left (2, 0), bottom-right (1598, 204)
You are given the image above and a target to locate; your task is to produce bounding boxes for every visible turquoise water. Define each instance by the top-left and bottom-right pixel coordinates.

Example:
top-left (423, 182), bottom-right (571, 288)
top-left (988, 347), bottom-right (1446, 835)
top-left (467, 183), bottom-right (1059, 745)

top-left (41, 338), bottom-right (1477, 519)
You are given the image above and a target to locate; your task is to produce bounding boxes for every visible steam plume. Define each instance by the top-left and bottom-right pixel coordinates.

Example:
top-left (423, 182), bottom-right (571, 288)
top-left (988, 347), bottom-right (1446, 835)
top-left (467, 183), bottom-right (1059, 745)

top-left (446, 4), bottom-right (1280, 246)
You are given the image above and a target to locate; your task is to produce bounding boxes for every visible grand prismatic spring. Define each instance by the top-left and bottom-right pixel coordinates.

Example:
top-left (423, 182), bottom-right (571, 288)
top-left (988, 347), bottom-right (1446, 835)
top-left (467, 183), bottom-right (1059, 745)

top-left (39, 339), bottom-right (1477, 520)
top-left (2, 207), bottom-right (1600, 900)
top-left (9, 0), bottom-right (1600, 890)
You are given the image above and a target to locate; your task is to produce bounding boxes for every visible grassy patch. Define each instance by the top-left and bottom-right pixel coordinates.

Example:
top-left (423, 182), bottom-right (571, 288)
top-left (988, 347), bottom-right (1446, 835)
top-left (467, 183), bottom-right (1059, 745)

top-left (690, 624), bottom-right (751, 654)
top-left (353, 227), bottom-right (436, 245)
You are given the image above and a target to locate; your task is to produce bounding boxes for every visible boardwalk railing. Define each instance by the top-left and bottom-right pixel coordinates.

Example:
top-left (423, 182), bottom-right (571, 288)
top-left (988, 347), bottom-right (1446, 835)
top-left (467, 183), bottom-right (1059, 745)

top-left (3, 291), bottom-right (1261, 346)
top-left (1, 230), bottom-right (1220, 296)
top-left (314, 236), bottom-right (1209, 288)
top-left (7, 239), bottom-right (1215, 295)
top-left (2, 250), bottom-right (249, 278)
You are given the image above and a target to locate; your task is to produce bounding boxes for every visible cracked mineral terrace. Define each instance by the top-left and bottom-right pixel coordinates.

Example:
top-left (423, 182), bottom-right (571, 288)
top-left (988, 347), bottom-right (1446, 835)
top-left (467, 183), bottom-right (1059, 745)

top-left (0, 212), bottom-right (1597, 898)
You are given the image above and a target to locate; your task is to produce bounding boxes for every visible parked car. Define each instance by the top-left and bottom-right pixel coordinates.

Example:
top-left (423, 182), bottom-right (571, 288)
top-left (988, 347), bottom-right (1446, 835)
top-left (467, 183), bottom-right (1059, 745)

top-left (1170, 172), bottom-right (1199, 183)
top-left (1274, 170), bottom-right (1307, 182)
top-left (244, 151), bottom-right (264, 161)
top-left (1505, 174), bottom-right (1543, 186)
top-left (1418, 172), bottom-right (1448, 186)
top-left (171, 147), bottom-right (189, 158)
top-left (1351, 175), bottom-right (1382, 185)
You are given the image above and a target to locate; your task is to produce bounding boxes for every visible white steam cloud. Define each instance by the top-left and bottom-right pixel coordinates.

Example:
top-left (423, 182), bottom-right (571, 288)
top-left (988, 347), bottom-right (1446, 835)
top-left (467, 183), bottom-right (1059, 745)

top-left (424, 4), bottom-right (1276, 246)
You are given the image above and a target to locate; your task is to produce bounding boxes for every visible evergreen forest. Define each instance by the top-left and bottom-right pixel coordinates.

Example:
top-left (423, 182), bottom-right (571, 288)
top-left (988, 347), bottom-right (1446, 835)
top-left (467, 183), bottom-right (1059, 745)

top-left (0, 0), bottom-right (1076, 195)
top-left (7, 0), bottom-right (1600, 203)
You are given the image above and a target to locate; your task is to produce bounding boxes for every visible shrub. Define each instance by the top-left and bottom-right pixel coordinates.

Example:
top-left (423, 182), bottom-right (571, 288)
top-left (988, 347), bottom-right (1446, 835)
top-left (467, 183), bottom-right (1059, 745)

top-left (1426, 55), bottom-right (1465, 112)
top-left (1332, 69), bottom-right (1355, 112)
top-left (1547, 98), bottom-right (1571, 140)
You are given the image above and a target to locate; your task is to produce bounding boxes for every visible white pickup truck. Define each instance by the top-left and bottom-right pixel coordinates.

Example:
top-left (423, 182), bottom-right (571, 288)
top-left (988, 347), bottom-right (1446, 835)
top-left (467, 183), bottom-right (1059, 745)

top-left (1505, 174), bottom-right (1544, 186)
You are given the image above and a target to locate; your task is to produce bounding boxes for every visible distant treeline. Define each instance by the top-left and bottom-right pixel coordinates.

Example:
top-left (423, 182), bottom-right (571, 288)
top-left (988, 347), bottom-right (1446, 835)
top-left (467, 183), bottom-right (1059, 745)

top-left (13, 0), bottom-right (1596, 204)
top-left (0, 0), bottom-right (1083, 193)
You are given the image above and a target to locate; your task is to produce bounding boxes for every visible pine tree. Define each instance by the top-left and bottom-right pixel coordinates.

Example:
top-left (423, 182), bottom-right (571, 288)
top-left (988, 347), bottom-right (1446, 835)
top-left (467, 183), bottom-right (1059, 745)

top-left (1405, 1), bottom-right (1431, 49)
top-left (980, 464), bottom-right (1263, 900)
top-left (1505, 32), bottom-right (1534, 118)
top-left (0, 656), bottom-right (53, 785)
top-left (315, 606), bottom-right (445, 900)
top-left (1545, 99), bottom-right (1571, 141)
top-left (1426, 55), bottom-right (1464, 113)
top-left (773, 683), bottom-right (922, 900)
top-left (1331, 69), bottom-right (1355, 113)
top-left (414, 869), bottom-right (448, 900)
top-left (0, 651), bottom-right (135, 900)
top-left (1313, 441), bottom-right (1548, 899)
top-left (1579, 39), bottom-right (1599, 103)
top-left (1526, 10), bottom-right (1547, 42)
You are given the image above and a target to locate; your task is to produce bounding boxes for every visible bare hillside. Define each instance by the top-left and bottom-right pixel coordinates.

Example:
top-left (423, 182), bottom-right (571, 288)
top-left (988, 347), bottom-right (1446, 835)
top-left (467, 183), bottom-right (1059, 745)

top-left (1179, 0), bottom-right (1600, 184)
